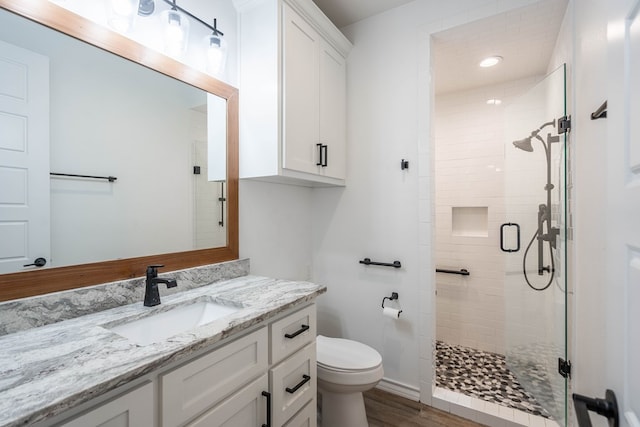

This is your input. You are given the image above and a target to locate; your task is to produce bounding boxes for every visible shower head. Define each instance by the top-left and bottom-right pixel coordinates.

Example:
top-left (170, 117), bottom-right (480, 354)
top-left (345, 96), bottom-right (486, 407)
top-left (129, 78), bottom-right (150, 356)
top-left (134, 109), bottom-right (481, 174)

top-left (513, 137), bottom-right (534, 152)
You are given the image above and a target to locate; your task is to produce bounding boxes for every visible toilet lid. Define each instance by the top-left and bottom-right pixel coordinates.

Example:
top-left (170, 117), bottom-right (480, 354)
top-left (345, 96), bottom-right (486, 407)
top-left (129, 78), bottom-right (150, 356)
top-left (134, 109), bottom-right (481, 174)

top-left (316, 335), bottom-right (382, 371)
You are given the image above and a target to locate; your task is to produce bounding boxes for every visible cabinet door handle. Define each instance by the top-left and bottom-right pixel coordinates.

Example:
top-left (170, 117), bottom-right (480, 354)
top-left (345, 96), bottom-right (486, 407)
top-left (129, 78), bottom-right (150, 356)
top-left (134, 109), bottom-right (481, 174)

top-left (285, 374), bottom-right (311, 394)
top-left (284, 324), bottom-right (309, 339)
top-left (316, 143), bottom-right (323, 166)
top-left (261, 391), bottom-right (271, 427)
top-left (321, 144), bottom-right (328, 167)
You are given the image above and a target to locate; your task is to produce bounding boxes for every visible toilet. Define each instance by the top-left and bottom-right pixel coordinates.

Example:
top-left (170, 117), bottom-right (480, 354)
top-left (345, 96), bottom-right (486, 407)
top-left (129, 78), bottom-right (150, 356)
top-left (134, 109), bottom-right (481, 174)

top-left (316, 335), bottom-right (384, 427)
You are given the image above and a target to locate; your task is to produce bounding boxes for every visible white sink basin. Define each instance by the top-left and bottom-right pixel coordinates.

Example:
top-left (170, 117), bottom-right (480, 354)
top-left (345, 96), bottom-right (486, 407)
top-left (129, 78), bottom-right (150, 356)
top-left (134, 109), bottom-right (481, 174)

top-left (107, 300), bottom-right (240, 346)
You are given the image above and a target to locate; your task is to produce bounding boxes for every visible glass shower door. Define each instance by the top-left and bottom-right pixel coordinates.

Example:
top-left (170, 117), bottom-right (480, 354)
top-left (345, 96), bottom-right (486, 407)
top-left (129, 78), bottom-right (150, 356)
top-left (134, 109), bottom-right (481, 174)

top-left (503, 64), bottom-right (567, 426)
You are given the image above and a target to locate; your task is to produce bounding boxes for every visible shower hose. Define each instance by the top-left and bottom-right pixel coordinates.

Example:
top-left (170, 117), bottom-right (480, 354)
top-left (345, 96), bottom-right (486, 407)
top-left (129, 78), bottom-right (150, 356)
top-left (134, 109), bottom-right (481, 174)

top-left (522, 229), bottom-right (555, 291)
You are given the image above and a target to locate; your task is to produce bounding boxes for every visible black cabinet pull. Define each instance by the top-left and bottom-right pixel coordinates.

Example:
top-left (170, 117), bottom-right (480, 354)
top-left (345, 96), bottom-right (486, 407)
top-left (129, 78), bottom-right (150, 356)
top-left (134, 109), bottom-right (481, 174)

top-left (284, 324), bottom-right (309, 339)
top-left (23, 257), bottom-right (47, 268)
top-left (261, 391), bottom-right (271, 427)
top-left (316, 144), bottom-right (328, 167)
top-left (285, 374), bottom-right (311, 394)
top-left (500, 223), bottom-right (520, 252)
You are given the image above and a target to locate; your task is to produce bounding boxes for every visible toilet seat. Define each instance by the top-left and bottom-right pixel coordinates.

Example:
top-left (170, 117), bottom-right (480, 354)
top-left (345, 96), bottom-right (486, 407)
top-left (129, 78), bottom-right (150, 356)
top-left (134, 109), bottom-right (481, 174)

top-left (317, 335), bottom-right (382, 370)
top-left (316, 335), bottom-right (384, 386)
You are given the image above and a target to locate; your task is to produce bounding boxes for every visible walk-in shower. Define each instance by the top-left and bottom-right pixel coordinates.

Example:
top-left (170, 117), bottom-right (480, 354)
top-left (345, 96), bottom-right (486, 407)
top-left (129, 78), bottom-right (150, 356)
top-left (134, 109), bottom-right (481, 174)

top-left (434, 64), bottom-right (568, 426)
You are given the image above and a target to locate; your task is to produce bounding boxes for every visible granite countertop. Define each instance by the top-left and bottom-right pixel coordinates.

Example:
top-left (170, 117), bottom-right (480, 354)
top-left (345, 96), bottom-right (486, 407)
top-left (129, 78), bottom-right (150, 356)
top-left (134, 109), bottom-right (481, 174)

top-left (0, 275), bottom-right (326, 427)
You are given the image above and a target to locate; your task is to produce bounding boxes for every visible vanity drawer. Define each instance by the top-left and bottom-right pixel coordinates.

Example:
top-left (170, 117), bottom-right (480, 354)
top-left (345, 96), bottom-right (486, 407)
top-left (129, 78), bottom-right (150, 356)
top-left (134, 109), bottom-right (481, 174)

top-left (161, 327), bottom-right (268, 427)
top-left (270, 304), bottom-right (316, 364)
top-left (283, 400), bottom-right (317, 427)
top-left (270, 342), bottom-right (316, 427)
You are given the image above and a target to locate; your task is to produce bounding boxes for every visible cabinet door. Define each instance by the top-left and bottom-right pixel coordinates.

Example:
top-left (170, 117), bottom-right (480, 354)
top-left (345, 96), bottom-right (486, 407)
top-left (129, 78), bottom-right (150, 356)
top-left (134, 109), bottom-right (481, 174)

top-left (186, 374), bottom-right (269, 427)
top-left (59, 382), bottom-right (153, 427)
top-left (161, 328), bottom-right (268, 427)
top-left (282, 2), bottom-right (320, 175)
top-left (319, 40), bottom-right (347, 180)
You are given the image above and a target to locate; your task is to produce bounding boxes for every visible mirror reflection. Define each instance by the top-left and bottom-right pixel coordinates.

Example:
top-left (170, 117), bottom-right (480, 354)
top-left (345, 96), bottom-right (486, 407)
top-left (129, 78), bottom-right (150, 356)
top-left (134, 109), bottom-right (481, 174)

top-left (0, 8), bottom-right (227, 274)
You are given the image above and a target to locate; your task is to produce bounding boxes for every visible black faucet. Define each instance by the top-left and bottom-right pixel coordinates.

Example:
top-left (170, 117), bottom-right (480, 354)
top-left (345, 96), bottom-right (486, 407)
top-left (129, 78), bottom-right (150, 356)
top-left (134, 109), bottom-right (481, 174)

top-left (144, 265), bottom-right (177, 307)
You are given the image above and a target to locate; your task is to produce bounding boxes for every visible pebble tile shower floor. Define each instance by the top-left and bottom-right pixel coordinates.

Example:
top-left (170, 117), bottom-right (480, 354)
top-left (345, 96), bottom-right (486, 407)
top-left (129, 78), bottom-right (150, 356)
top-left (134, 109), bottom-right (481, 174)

top-left (436, 341), bottom-right (551, 418)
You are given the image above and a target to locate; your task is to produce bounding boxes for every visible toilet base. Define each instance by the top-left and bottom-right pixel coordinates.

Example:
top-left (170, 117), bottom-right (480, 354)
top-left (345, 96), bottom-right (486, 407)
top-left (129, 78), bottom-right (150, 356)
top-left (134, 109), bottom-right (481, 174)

top-left (319, 387), bottom-right (368, 427)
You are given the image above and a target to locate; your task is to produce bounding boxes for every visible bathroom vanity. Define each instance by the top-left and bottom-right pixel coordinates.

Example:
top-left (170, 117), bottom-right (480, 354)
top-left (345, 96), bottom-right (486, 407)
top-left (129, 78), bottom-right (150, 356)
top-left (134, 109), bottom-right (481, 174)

top-left (0, 269), bottom-right (324, 427)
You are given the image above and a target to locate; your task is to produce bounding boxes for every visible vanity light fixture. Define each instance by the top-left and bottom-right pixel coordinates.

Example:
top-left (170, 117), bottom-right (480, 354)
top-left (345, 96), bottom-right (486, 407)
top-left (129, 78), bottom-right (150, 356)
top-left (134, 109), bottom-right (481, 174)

top-left (138, 0), bottom-right (226, 73)
top-left (486, 98), bottom-right (502, 105)
top-left (479, 55), bottom-right (503, 68)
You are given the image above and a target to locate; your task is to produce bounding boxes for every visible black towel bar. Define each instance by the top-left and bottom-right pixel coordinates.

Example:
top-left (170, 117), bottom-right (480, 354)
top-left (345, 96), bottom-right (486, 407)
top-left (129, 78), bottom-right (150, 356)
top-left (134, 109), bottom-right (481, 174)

top-left (50, 172), bottom-right (117, 182)
top-left (436, 268), bottom-right (470, 276)
top-left (359, 258), bottom-right (401, 268)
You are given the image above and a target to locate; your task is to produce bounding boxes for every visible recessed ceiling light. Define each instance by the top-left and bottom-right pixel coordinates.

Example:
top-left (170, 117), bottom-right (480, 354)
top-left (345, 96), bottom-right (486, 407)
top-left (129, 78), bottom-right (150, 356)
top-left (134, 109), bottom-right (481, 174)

top-left (486, 99), bottom-right (502, 105)
top-left (479, 56), bottom-right (503, 68)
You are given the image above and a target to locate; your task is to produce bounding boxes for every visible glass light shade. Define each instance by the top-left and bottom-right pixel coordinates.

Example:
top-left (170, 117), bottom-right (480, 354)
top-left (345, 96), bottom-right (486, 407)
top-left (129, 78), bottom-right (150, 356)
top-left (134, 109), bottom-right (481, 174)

top-left (106, 0), bottom-right (137, 33)
top-left (161, 8), bottom-right (189, 57)
top-left (204, 34), bottom-right (227, 76)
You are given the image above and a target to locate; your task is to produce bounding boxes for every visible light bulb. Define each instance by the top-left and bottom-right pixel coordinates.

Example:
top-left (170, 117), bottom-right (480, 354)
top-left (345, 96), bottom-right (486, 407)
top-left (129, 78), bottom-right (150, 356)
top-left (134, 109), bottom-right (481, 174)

top-left (204, 34), bottom-right (227, 76)
top-left (479, 56), bottom-right (503, 68)
top-left (161, 8), bottom-right (189, 57)
top-left (107, 0), bottom-right (137, 33)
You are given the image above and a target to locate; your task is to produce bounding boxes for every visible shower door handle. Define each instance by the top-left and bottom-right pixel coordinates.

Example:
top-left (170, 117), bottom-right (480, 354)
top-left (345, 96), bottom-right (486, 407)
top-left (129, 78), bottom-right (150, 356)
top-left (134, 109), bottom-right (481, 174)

top-left (500, 223), bottom-right (520, 252)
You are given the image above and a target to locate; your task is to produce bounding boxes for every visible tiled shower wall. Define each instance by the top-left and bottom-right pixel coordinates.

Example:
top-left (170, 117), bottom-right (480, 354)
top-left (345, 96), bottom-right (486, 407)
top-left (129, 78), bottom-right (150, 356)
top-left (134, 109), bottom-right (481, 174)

top-left (434, 77), bottom-right (542, 355)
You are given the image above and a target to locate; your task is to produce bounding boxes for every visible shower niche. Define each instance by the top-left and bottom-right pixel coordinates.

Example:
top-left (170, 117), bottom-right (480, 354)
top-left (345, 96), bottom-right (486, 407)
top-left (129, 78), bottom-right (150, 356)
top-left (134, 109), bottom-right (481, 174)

top-left (451, 206), bottom-right (488, 237)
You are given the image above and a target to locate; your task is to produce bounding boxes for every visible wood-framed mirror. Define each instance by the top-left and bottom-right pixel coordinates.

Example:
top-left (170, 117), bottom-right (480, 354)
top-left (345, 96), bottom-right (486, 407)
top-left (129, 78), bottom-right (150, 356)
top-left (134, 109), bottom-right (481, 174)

top-left (0, 0), bottom-right (239, 302)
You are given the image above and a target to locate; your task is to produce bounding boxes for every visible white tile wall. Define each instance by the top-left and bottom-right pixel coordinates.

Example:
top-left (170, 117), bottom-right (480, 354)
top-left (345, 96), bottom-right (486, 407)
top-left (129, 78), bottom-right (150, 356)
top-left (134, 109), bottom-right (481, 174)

top-left (434, 77), bottom-right (542, 354)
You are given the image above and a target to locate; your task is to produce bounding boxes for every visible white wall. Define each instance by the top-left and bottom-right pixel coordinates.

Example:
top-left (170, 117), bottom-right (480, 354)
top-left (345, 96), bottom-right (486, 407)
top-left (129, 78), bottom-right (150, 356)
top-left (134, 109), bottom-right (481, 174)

top-left (239, 181), bottom-right (313, 281)
top-left (571, 0), bottom-right (611, 420)
top-left (434, 77), bottom-right (541, 355)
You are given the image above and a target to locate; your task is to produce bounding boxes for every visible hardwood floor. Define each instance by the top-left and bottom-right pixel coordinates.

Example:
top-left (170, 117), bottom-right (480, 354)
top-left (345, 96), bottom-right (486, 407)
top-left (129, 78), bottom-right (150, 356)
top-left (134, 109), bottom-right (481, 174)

top-left (364, 388), bottom-right (487, 427)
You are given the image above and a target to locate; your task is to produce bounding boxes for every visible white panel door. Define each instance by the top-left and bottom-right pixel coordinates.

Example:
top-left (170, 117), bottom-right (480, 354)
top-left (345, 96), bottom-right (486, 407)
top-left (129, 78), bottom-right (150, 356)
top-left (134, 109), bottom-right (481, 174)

top-left (0, 40), bottom-right (49, 274)
top-left (604, 0), bottom-right (640, 425)
top-left (282, 2), bottom-right (320, 175)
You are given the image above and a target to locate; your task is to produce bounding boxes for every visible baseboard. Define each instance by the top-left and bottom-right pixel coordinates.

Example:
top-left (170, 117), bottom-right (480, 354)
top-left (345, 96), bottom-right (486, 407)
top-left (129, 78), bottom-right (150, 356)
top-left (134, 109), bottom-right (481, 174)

top-left (375, 378), bottom-right (420, 402)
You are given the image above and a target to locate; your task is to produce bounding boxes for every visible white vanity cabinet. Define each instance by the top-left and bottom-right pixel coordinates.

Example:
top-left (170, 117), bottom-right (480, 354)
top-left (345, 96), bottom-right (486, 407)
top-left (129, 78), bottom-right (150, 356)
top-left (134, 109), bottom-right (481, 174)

top-left (54, 304), bottom-right (317, 427)
top-left (234, 0), bottom-right (351, 186)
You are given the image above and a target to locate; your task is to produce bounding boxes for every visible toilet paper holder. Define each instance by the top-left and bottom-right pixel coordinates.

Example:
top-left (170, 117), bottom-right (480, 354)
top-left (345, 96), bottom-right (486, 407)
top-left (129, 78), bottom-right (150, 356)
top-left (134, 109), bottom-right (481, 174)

top-left (381, 292), bottom-right (400, 309)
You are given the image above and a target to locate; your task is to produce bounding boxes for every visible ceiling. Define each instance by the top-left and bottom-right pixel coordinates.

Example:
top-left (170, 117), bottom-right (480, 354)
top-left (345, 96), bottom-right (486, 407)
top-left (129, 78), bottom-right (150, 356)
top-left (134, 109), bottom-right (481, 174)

top-left (312, 0), bottom-right (569, 95)
top-left (312, 0), bottom-right (414, 28)
top-left (431, 0), bottom-right (568, 94)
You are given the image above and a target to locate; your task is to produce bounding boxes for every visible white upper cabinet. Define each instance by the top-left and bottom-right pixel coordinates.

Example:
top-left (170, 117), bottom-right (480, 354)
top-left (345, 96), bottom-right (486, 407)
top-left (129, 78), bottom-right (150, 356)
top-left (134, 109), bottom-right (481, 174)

top-left (234, 0), bottom-right (352, 186)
